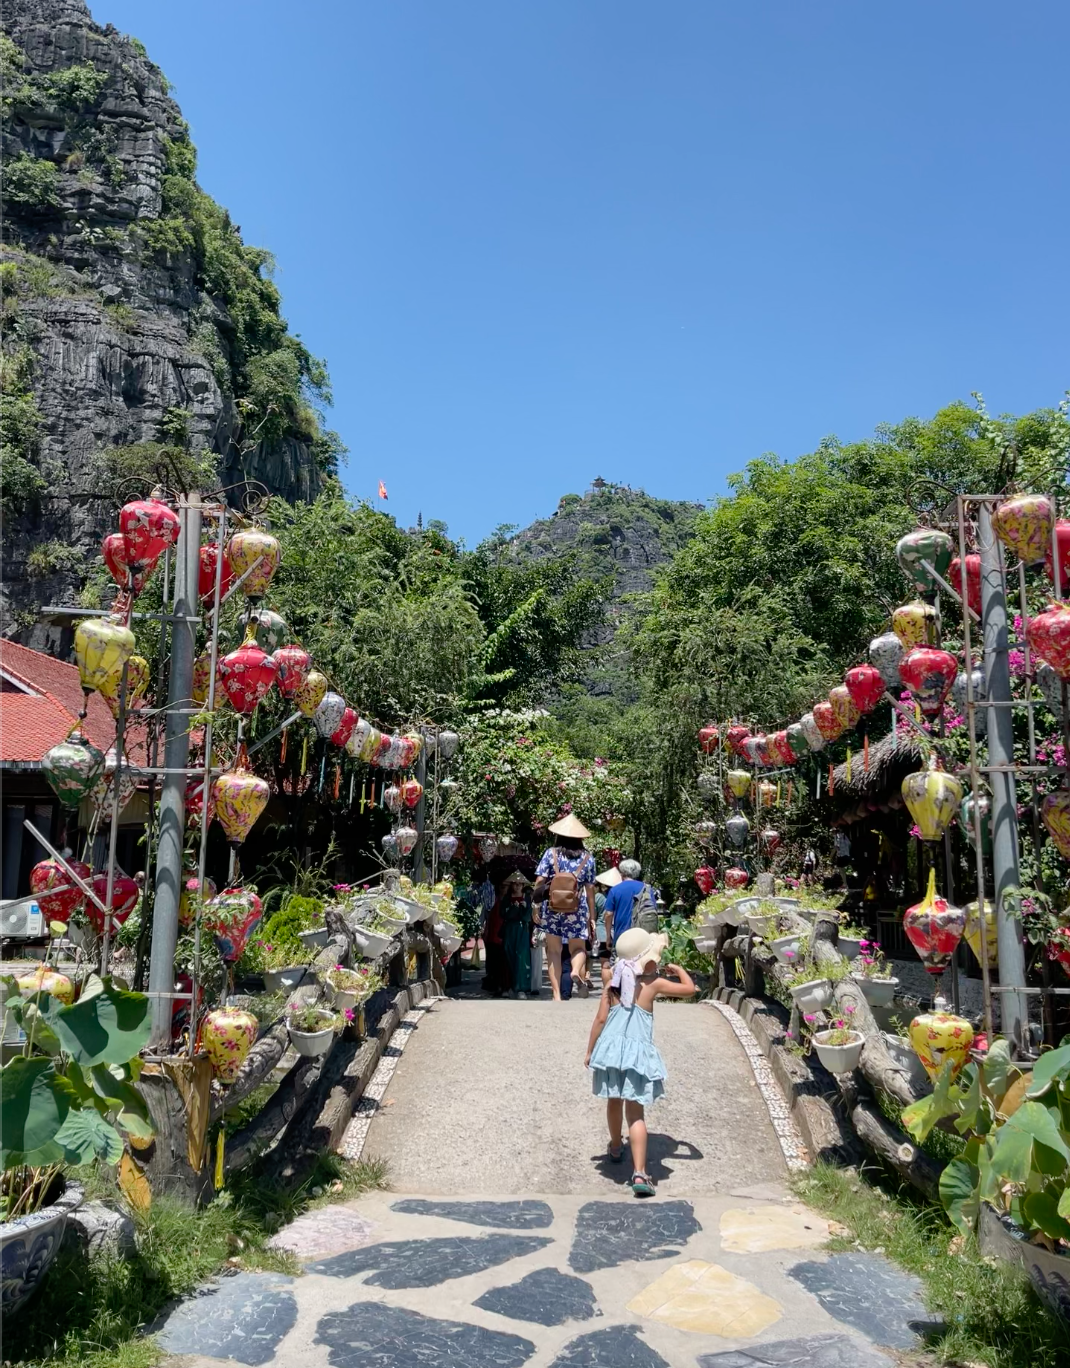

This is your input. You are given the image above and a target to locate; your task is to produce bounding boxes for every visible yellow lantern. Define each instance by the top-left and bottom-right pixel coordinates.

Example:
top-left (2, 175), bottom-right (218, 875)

top-left (757, 780), bottom-right (777, 808)
top-left (902, 762), bottom-right (963, 841)
top-left (908, 1008), bottom-right (974, 1080)
top-left (17, 968), bottom-right (75, 1005)
top-left (726, 769), bottom-right (752, 799)
top-left (226, 529), bottom-right (281, 599)
top-left (98, 654), bottom-right (150, 719)
top-left (828, 685), bottom-right (861, 732)
top-left (892, 601), bottom-right (937, 650)
top-left (964, 899), bottom-right (999, 969)
top-left (213, 757), bottom-right (270, 848)
top-left (294, 669), bottom-right (328, 718)
top-left (201, 1007), bottom-right (258, 1083)
top-left (73, 617), bottom-right (136, 697)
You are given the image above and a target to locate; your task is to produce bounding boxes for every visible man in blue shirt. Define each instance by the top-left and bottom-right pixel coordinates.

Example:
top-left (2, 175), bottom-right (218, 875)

top-left (603, 859), bottom-right (651, 950)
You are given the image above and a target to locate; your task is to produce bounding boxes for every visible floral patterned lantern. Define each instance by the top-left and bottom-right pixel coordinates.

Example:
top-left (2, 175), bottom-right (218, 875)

top-left (950, 666), bottom-right (986, 710)
top-left (895, 527), bottom-right (954, 596)
top-left (437, 730), bottom-right (460, 760)
top-left (273, 644), bottom-right (312, 699)
top-left (812, 701), bottom-right (844, 742)
top-left (698, 725), bottom-right (719, 754)
top-left (1035, 663), bottom-right (1065, 718)
top-left (725, 813), bottom-right (750, 847)
top-left (359, 724), bottom-right (383, 763)
top-left (869, 631), bottom-right (904, 688)
top-left (694, 866), bottom-right (716, 896)
top-left (41, 732), bottom-right (106, 807)
top-left (1041, 789), bottom-right (1070, 860)
top-left (1027, 602), bottom-right (1070, 680)
top-left (903, 869), bottom-right (966, 976)
top-left (694, 819), bottom-right (717, 838)
top-left (396, 825), bottom-right (420, 858)
top-left (948, 554), bottom-right (982, 617)
top-left (401, 778), bottom-right (423, 809)
top-left (252, 609), bottom-right (288, 654)
top-left (30, 857), bottom-right (90, 924)
top-left (1050, 929), bottom-right (1070, 976)
top-left (346, 718), bottom-right (373, 759)
top-left (179, 873), bottom-right (217, 928)
top-left (186, 777), bottom-right (215, 823)
top-left (85, 873), bottom-right (139, 935)
top-left (103, 531), bottom-right (154, 597)
top-left (436, 834), bottom-right (458, 864)
top-left (760, 827), bottom-right (781, 853)
top-left (757, 780), bottom-right (777, 808)
top-left (74, 617), bottom-right (136, 697)
top-left (226, 528), bottom-right (281, 599)
top-left (294, 668), bottom-right (329, 718)
top-left (381, 833), bottom-right (399, 861)
top-left (219, 627), bottom-right (278, 715)
top-left (191, 650), bottom-right (225, 707)
top-left (313, 691), bottom-right (346, 739)
top-left (477, 834), bottom-right (498, 863)
top-left (98, 654), bottom-right (150, 719)
top-left (744, 734), bottom-right (770, 766)
top-left (726, 769), bottom-right (752, 799)
top-left (898, 647), bottom-right (959, 716)
top-left (383, 784), bottom-right (403, 814)
top-left (697, 769), bottom-right (719, 796)
top-left (330, 706), bottom-right (358, 748)
top-left (202, 1006), bottom-right (259, 1083)
top-left (89, 758), bottom-right (140, 822)
top-left (403, 731), bottom-right (424, 763)
top-left (964, 899), bottom-right (998, 970)
top-left (204, 887), bottom-right (263, 962)
top-left (724, 867), bottom-right (749, 890)
top-left (992, 493), bottom-right (1054, 565)
top-left (901, 762), bottom-right (963, 841)
top-left (845, 664), bottom-right (885, 715)
top-left (769, 731), bottom-right (796, 765)
top-left (381, 735), bottom-right (405, 769)
top-left (892, 601), bottom-right (937, 650)
top-left (198, 542), bottom-right (236, 603)
top-left (16, 968), bottom-right (75, 1004)
top-left (213, 756), bottom-right (270, 849)
top-left (960, 790), bottom-right (992, 855)
top-left (119, 496), bottom-right (180, 565)
top-left (798, 713), bottom-right (826, 751)
top-left (828, 686), bottom-right (860, 733)
top-left (726, 725), bottom-right (751, 756)
top-left (908, 1006), bottom-right (974, 1080)
top-left (1044, 520), bottom-right (1070, 592)
top-left (785, 723), bottom-right (809, 759)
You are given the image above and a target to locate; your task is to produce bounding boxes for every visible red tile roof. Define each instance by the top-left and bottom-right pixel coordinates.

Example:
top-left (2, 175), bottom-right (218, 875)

top-left (0, 691), bottom-right (87, 763)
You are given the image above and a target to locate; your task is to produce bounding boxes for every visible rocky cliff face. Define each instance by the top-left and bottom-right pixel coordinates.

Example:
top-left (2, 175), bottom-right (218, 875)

top-left (1, 0), bottom-right (328, 646)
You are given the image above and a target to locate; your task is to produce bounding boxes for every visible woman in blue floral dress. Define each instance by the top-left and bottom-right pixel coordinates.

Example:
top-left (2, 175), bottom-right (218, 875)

top-left (533, 814), bottom-right (597, 1001)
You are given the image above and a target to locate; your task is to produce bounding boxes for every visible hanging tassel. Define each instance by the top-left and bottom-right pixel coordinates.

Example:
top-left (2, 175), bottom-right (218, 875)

top-left (827, 763), bottom-right (834, 796)
top-left (318, 754), bottom-right (326, 793)
top-left (845, 748), bottom-right (852, 783)
top-left (776, 779), bottom-right (782, 806)
top-left (369, 782), bottom-right (377, 810)
top-left (915, 701), bottom-right (922, 725)
top-left (280, 728), bottom-right (288, 765)
top-left (864, 734), bottom-right (870, 772)
top-left (815, 766), bottom-right (821, 799)
top-left (348, 772), bottom-right (355, 806)
top-left (214, 1131), bottom-right (225, 1191)
top-left (300, 735), bottom-right (308, 775)
top-left (333, 764), bottom-right (341, 800)
top-left (360, 780), bottom-right (367, 813)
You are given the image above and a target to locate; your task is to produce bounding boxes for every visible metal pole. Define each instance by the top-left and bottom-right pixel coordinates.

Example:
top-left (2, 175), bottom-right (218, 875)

top-left (99, 660), bottom-right (130, 978)
top-left (412, 742), bottom-right (429, 884)
top-left (977, 501), bottom-right (1029, 1050)
top-left (148, 494), bottom-right (202, 1048)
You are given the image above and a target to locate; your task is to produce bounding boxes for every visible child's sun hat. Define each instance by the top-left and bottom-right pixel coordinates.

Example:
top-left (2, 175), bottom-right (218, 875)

top-left (614, 927), bottom-right (668, 968)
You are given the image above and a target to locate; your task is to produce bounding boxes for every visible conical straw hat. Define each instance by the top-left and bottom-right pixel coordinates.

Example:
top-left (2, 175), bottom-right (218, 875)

top-left (595, 866), bottom-right (623, 888)
top-left (548, 813), bottom-right (590, 839)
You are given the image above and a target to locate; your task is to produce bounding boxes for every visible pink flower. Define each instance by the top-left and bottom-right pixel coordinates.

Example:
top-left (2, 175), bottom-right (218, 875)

top-left (344, 1007), bottom-right (355, 1022)
top-left (804, 1013), bottom-right (817, 1024)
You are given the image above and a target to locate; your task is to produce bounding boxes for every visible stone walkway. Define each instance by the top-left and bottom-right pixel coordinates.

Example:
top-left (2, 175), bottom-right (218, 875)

top-left (159, 994), bottom-right (939, 1368)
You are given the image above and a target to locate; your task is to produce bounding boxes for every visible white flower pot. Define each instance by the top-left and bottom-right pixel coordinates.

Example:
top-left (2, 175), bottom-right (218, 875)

top-left (851, 974), bottom-right (899, 1008)
top-left (377, 914), bottom-right (407, 935)
top-left (812, 1029), bottom-right (865, 1074)
top-left (882, 1031), bottom-right (932, 1094)
top-left (264, 965), bottom-right (308, 993)
top-left (298, 926), bottom-right (330, 950)
top-left (288, 1016), bottom-right (335, 1057)
top-left (330, 985), bottom-right (359, 1012)
top-left (789, 978), bottom-right (833, 1014)
top-left (838, 935), bottom-right (864, 960)
top-left (442, 936), bottom-right (462, 957)
top-left (354, 927), bottom-right (394, 958)
top-left (769, 935), bottom-right (802, 964)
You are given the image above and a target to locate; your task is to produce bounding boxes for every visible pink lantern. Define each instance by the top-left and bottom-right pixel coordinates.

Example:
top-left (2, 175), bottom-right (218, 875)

top-left (218, 629), bottom-right (278, 715)
top-left (198, 543), bottom-right (236, 603)
top-left (1044, 521), bottom-right (1070, 593)
top-left (769, 731), bottom-right (796, 766)
top-left (899, 647), bottom-right (959, 716)
top-left (204, 888), bottom-right (263, 962)
top-left (694, 866), bottom-right (716, 896)
top-left (330, 705), bottom-right (358, 748)
top-left (903, 869), bottom-right (966, 977)
top-left (992, 493), bottom-right (1054, 565)
top-left (102, 531), bottom-right (155, 597)
top-left (400, 778), bottom-right (423, 809)
top-left (949, 554), bottom-right (982, 617)
top-left (274, 645), bottom-right (312, 699)
top-left (726, 725), bottom-right (750, 756)
top-left (724, 867), bottom-right (749, 890)
top-left (86, 873), bottom-right (139, 935)
top-left (812, 701), bottom-right (844, 741)
top-left (760, 827), bottom-right (781, 853)
top-left (828, 686), bottom-right (860, 733)
top-left (1028, 602), bottom-right (1070, 680)
top-left (30, 857), bottom-right (90, 924)
top-left (119, 497), bottom-right (180, 565)
top-left (844, 664), bottom-right (885, 715)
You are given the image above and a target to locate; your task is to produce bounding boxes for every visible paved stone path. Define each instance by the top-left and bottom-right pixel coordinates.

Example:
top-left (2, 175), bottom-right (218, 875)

top-left (159, 994), bottom-right (938, 1368)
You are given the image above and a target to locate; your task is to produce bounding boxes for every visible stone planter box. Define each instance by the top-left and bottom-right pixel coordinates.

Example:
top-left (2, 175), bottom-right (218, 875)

top-left (0, 1178), bottom-right (84, 1316)
top-left (789, 977), bottom-right (833, 1015)
top-left (811, 1029), bottom-right (865, 1074)
top-left (263, 965), bottom-right (308, 994)
top-left (978, 1202), bottom-right (1070, 1324)
top-left (851, 974), bottom-right (899, 1008)
top-left (287, 1014), bottom-right (336, 1058)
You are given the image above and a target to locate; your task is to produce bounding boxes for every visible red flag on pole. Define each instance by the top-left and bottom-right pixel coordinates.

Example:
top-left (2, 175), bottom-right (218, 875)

top-left (378, 480), bottom-right (388, 501)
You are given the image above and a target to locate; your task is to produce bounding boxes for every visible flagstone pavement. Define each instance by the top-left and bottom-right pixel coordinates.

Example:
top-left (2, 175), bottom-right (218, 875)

top-left (159, 995), bottom-right (939, 1368)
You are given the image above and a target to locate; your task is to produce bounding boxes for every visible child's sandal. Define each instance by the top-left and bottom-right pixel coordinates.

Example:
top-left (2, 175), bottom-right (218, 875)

top-left (630, 1171), bottom-right (655, 1197)
top-left (609, 1142), bottom-right (625, 1164)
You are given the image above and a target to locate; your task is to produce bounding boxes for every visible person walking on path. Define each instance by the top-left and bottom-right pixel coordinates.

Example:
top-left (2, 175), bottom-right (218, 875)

top-left (533, 815), bottom-right (597, 1001)
top-left (500, 870), bottom-right (533, 1000)
top-left (602, 859), bottom-right (659, 953)
top-left (584, 926), bottom-right (696, 1197)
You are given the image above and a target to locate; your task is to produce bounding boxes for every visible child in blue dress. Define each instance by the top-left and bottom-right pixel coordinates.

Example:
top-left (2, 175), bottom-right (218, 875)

top-left (585, 927), bottom-right (696, 1197)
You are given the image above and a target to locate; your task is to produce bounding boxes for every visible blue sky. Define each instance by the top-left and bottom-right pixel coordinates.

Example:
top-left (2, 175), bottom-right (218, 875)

top-left (94, 1), bottom-right (1068, 544)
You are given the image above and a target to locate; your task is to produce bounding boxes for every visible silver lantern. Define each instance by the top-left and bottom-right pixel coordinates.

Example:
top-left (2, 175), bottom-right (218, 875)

top-left (869, 631), bottom-right (904, 689)
top-left (725, 813), bottom-right (751, 847)
top-left (437, 729), bottom-right (460, 760)
top-left (950, 667), bottom-right (986, 710)
top-left (313, 691), bottom-right (346, 739)
top-left (799, 713), bottom-right (826, 752)
top-left (436, 834), bottom-right (458, 863)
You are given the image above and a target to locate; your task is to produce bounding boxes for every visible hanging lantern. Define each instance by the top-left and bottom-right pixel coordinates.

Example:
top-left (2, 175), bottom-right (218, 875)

top-left (964, 899), bottom-right (999, 970)
top-left (198, 542), bottom-right (236, 603)
top-left (186, 776), bottom-right (215, 823)
top-left (98, 654), bottom-right (150, 719)
top-left (694, 819), bottom-right (717, 838)
top-left (1041, 789), bottom-right (1070, 860)
top-left (396, 825), bottom-right (419, 858)
top-left (179, 873), bottom-right (217, 928)
top-left (961, 791), bottom-right (992, 856)
top-left (785, 723), bottom-right (809, 759)
top-left (725, 814), bottom-right (750, 847)
top-left (312, 691), bottom-right (346, 739)
top-left (383, 783), bottom-right (403, 814)
top-left (205, 887), bottom-right (263, 962)
top-left (102, 531), bottom-right (154, 597)
top-left (293, 669), bottom-right (328, 719)
top-left (16, 968), bottom-right (75, 1004)
top-left (85, 873), bottom-right (140, 935)
top-left (191, 649), bottom-right (227, 708)
top-left (812, 701), bottom-right (843, 742)
top-left (119, 496), bottom-right (180, 565)
top-left (219, 627), bottom-right (278, 715)
top-left (402, 731), bottom-right (424, 763)
top-left (895, 527), bottom-right (954, 596)
top-left (89, 759), bottom-right (140, 822)
top-left (41, 732), bottom-right (106, 807)
top-left (798, 713), bottom-right (826, 751)
top-left (828, 686), bottom-right (861, 733)
top-left (898, 647), bottom-right (959, 716)
top-left (696, 770), bottom-right (719, 797)
top-left (226, 528), bottom-right (281, 599)
top-left (330, 706), bottom-right (358, 748)
top-left (213, 757), bottom-right (270, 848)
top-left (869, 631), bottom-right (904, 688)
top-left (698, 725), bottom-right (719, 754)
top-left (744, 734), bottom-right (770, 766)
top-left (30, 857), bottom-right (90, 924)
top-left (273, 645), bottom-right (312, 699)
top-left (1044, 520), bottom-right (1070, 592)
top-left (726, 769), bottom-right (752, 799)
top-left (903, 869), bottom-right (966, 976)
top-left (477, 834), bottom-right (498, 863)
top-left (400, 778), bottom-right (423, 809)
top-left (359, 724), bottom-right (383, 764)
top-left (769, 731), bottom-right (796, 765)
top-left (252, 609), bottom-right (288, 654)
top-left (892, 601), bottom-right (937, 650)
top-left (724, 867), bottom-right (749, 890)
top-left (1035, 662), bottom-right (1066, 717)
top-left (909, 1006), bottom-right (974, 1081)
top-left (845, 664), bottom-right (885, 715)
top-left (948, 554), bottom-right (982, 617)
top-left (992, 493), bottom-right (1054, 565)
top-left (758, 780), bottom-right (777, 808)
top-left (437, 729), bottom-right (460, 760)
top-left (1027, 602), bottom-right (1070, 680)
top-left (436, 834), bottom-right (458, 864)
top-left (381, 833), bottom-right (399, 861)
top-left (950, 666), bottom-right (986, 710)
top-left (902, 762), bottom-right (963, 841)
top-left (346, 718), bottom-right (372, 759)
top-left (693, 866), bottom-right (716, 896)
top-left (382, 735), bottom-right (406, 769)
top-left (202, 1006), bottom-right (259, 1083)
top-left (74, 617), bottom-right (136, 697)
top-left (759, 827), bottom-right (781, 853)
top-left (726, 725), bottom-right (751, 756)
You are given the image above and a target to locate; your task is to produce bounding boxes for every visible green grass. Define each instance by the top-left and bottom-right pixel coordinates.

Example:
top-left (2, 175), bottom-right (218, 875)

top-left (793, 1162), bottom-right (1070, 1368)
top-left (6, 1154), bottom-right (386, 1368)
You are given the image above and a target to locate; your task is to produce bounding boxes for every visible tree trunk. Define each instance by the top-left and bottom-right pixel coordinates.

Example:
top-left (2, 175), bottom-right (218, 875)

top-left (135, 1055), bottom-right (215, 1207)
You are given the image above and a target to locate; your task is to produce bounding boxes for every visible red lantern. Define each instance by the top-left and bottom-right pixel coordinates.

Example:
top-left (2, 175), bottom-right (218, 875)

top-left (812, 701), bottom-right (844, 741)
top-left (949, 554), bottom-right (982, 617)
top-left (120, 497), bottom-right (180, 566)
top-left (726, 725), bottom-right (751, 756)
top-left (903, 869), bottom-right (966, 977)
top-left (86, 873), bottom-right (139, 934)
top-left (102, 531), bottom-right (155, 597)
top-left (330, 706), bottom-right (358, 748)
top-left (747, 734), bottom-right (772, 766)
top-left (694, 866), bottom-right (716, 896)
top-left (218, 629), bottom-right (278, 714)
top-left (769, 731), bottom-right (795, 765)
top-left (274, 645), bottom-right (312, 699)
top-left (204, 887), bottom-right (263, 963)
top-left (844, 664), bottom-right (885, 715)
top-left (760, 828), bottom-right (781, 853)
top-left (1028, 602), bottom-right (1070, 680)
top-left (724, 867), bottom-right (749, 890)
top-left (698, 725), bottom-right (719, 754)
top-left (186, 776), bottom-right (216, 824)
top-left (1044, 521), bottom-right (1070, 594)
top-left (30, 857), bottom-right (91, 923)
top-left (400, 778), bottom-right (424, 809)
top-left (898, 647), bottom-right (959, 716)
top-left (198, 543), bottom-right (236, 603)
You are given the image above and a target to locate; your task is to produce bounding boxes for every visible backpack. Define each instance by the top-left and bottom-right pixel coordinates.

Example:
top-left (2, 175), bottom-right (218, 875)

top-left (630, 884), bottom-right (659, 933)
top-left (547, 850), bottom-right (581, 914)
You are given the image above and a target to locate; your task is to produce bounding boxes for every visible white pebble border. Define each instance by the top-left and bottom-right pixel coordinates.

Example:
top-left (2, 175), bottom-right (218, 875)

top-left (340, 1000), bottom-right (440, 1162)
top-left (707, 998), bottom-right (810, 1171)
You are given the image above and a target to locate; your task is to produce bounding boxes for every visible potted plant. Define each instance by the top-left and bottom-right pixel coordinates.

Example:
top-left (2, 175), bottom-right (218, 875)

top-left (768, 933), bottom-right (803, 964)
top-left (373, 898), bottom-right (408, 934)
top-left (882, 1021), bottom-right (932, 1094)
top-left (325, 964), bottom-right (382, 1012)
top-left (784, 961), bottom-right (834, 1015)
top-left (836, 919), bottom-right (869, 960)
top-left (810, 1007), bottom-right (865, 1073)
top-left (849, 939), bottom-right (899, 1008)
top-left (255, 941), bottom-right (311, 994)
top-left (286, 1003), bottom-right (339, 1057)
